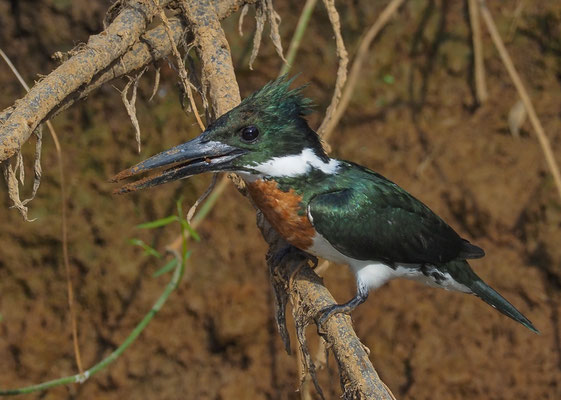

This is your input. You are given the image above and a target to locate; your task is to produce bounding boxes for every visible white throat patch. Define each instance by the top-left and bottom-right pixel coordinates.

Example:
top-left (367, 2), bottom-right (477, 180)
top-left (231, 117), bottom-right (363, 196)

top-left (246, 148), bottom-right (339, 178)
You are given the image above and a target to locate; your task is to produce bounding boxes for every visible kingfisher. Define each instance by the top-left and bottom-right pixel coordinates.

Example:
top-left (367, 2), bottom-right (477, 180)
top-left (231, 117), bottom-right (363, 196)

top-left (112, 76), bottom-right (537, 333)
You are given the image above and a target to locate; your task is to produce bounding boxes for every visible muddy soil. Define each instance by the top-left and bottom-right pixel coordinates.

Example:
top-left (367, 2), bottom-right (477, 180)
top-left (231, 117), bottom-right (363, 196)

top-left (1, 1), bottom-right (560, 399)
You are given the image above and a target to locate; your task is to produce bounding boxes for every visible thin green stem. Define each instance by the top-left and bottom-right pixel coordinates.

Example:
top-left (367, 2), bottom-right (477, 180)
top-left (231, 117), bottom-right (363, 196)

top-left (279, 0), bottom-right (318, 77)
top-left (0, 255), bottom-right (185, 396)
top-left (0, 1), bottom-right (318, 394)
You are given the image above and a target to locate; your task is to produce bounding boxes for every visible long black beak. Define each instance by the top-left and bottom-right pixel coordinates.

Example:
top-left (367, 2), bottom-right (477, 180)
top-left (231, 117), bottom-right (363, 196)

top-left (111, 135), bottom-right (246, 194)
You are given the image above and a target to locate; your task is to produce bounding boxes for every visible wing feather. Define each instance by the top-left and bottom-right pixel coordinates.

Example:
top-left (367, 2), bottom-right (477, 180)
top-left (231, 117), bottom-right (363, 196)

top-left (308, 178), bottom-right (480, 264)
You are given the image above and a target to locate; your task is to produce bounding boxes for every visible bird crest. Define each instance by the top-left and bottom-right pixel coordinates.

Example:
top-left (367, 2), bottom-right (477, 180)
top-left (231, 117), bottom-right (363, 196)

top-left (240, 75), bottom-right (313, 119)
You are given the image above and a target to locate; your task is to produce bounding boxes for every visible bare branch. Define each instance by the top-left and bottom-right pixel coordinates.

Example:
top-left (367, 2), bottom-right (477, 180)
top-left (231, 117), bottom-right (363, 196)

top-left (179, 1), bottom-right (393, 397)
top-left (0, 0), bottom-right (173, 162)
top-left (0, 0), bottom-right (256, 162)
top-left (181, 0), bottom-right (242, 117)
top-left (259, 215), bottom-right (394, 399)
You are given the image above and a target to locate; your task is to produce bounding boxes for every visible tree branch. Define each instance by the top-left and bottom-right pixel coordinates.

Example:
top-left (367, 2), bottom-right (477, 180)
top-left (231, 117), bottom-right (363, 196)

top-left (0, 0), bottom-right (255, 162)
top-left (180, 0), bottom-right (393, 398)
top-left (258, 214), bottom-right (393, 399)
top-left (0, 0), bottom-right (175, 161)
top-left (0, 0), bottom-right (394, 397)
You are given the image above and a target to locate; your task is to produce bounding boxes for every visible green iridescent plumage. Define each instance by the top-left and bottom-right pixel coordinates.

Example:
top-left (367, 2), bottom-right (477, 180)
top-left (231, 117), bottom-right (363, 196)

top-left (118, 76), bottom-right (538, 333)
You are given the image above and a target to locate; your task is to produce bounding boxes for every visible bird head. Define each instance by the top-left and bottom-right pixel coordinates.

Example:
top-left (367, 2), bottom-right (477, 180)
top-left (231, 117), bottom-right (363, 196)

top-left (112, 76), bottom-right (330, 193)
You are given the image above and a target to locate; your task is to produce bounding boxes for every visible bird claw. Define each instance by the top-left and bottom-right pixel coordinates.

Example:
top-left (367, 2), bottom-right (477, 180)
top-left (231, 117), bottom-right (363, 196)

top-left (316, 304), bottom-right (352, 335)
top-left (316, 290), bottom-right (369, 335)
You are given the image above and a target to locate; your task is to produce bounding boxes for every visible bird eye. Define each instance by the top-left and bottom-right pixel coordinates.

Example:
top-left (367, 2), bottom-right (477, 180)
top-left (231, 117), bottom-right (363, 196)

top-left (241, 125), bottom-right (259, 142)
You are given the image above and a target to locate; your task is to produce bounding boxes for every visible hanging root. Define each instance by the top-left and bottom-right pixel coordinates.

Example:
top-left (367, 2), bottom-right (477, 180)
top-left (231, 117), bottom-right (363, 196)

top-left (0, 125), bottom-right (43, 221)
top-left (2, 157), bottom-right (32, 221)
top-left (22, 126), bottom-right (43, 205)
top-left (238, 4), bottom-right (249, 36)
top-left (161, 2), bottom-right (206, 131)
top-left (121, 67), bottom-right (147, 153)
top-left (249, 0), bottom-right (286, 70)
top-left (293, 292), bottom-right (325, 400)
top-left (148, 66), bottom-right (161, 102)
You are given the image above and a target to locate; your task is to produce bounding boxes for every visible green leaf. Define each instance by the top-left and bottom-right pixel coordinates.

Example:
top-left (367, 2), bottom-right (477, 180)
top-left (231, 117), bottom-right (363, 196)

top-left (382, 74), bottom-right (395, 84)
top-left (152, 259), bottom-right (178, 278)
top-left (136, 215), bottom-right (179, 229)
top-left (182, 249), bottom-right (192, 263)
top-left (0, 313), bottom-right (3, 323)
top-left (180, 219), bottom-right (200, 241)
top-left (128, 238), bottom-right (162, 259)
top-left (176, 197), bottom-right (184, 218)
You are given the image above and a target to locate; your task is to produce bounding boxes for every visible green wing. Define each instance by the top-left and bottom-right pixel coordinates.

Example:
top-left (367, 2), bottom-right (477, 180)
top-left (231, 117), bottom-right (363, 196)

top-left (308, 171), bottom-right (482, 264)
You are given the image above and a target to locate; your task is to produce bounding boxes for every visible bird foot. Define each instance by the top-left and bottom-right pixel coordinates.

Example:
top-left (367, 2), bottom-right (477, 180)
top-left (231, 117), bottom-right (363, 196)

top-left (316, 303), bottom-right (357, 335)
top-left (316, 289), bottom-right (369, 335)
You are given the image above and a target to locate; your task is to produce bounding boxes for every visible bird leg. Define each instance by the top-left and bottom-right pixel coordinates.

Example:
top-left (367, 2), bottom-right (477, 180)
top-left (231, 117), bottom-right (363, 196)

top-left (316, 281), bottom-right (369, 332)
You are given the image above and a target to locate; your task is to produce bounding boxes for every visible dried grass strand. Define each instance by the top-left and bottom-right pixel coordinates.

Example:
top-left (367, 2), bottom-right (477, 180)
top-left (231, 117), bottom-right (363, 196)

top-left (249, 0), bottom-right (286, 70)
top-left (479, 0), bottom-right (561, 201)
top-left (0, 48), bottom-right (84, 373)
top-left (186, 173), bottom-right (218, 223)
top-left (317, 0), bottom-right (348, 138)
top-left (321, 0), bottom-right (404, 141)
top-left (265, 0), bottom-right (286, 63)
top-left (468, 0), bottom-right (488, 103)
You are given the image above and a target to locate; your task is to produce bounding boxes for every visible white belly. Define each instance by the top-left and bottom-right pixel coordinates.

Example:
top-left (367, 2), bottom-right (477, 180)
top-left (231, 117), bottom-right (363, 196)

top-left (306, 232), bottom-right (471, 293)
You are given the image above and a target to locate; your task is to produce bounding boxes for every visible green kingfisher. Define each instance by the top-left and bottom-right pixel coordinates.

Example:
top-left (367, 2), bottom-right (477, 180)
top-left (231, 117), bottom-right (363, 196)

top-left (112, 76), bottom-right (538, 333)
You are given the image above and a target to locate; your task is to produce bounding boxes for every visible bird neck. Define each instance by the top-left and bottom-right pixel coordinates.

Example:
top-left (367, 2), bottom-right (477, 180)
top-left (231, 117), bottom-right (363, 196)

top-left (239, 148), bottom-right (339, 183)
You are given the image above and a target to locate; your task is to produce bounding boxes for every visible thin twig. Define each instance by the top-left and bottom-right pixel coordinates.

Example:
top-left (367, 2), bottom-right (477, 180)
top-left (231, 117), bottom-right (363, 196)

top-left (186, 173), bottom-right (218, 223)
top-left (321, 0), bottom-right (404, 141)
top-left (0, 48), bottom-right (84, 374)
top-left (317, 0), bottom-right (348, 138)
top-left (479, 0), bottom-right (561, 201)
top-left (168, 174), bottom-right (230, 252)
top-left (468, 0), bottom-right (488, 104)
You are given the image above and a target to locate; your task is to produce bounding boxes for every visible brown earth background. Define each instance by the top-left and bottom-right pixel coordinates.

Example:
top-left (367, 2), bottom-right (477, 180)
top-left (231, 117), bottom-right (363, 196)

top-left (1, 0), bottom-right (561, 399)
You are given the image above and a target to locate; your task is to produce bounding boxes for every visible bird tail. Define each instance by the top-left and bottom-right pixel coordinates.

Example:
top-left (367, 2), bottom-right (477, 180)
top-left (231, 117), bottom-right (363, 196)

top-left (445, 260), bottom-right (539, 334)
